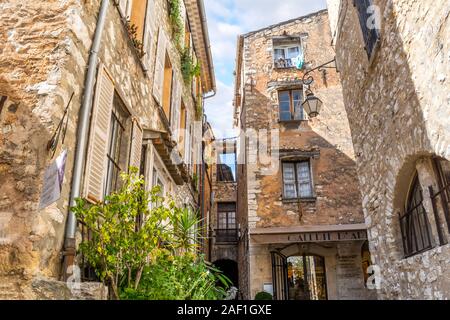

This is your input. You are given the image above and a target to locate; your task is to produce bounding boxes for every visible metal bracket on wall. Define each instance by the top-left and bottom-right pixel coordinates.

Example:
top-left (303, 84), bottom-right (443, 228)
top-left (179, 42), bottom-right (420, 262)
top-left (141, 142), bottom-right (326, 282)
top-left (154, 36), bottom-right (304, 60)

top-left (47, 92), bottom-right (74, 158)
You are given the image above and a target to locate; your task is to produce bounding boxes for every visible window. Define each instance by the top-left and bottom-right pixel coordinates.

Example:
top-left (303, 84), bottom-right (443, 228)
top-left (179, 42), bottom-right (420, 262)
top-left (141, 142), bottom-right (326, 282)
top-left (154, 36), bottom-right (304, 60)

top-left (354, 0), bottom-right (380, 59)
top-left (104, 93), bottom-right (131, 197)
top-left (399, 174), bottom-right (433, 257)
top-left (217, 203), bottom-right (238, 243)
top-left (274, 45), bottom-right (301, 68)
top-left (129, 0), bottom-right (148, 42)
top-left (178, 102), bottom-right (187, 155)
top-left (278, 90), bottom-right (304, 121)
top-left (282, 161), bottom-right (313, 199)
top-left (162, 54), bottom-right (173, 119)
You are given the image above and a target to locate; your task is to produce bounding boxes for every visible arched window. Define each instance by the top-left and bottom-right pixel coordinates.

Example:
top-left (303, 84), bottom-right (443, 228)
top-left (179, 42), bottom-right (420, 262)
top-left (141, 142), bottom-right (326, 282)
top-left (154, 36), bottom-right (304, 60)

top-left (399, 174), bottom-right (433, 257)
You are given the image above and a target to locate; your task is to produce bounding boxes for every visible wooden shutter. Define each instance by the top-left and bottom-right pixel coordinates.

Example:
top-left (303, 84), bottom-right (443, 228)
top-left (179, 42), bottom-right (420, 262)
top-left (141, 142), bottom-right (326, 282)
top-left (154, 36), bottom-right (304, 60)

top-left (142, 0), bottom-right (156, 71)
top-left (184, 113), bottom-right (191, 163)
top-left (84, 64), bottom-right (114, 203)
top-left (170, 72), bottom-right (182, 140)
top-left (153, 28), bottom-right (167, 106)
top-left (129, 118), bottom-right (143, 169)
top-left (117, 0), bottom-right (130, 18)
top-left (179, 0), bottom-right (187, 49)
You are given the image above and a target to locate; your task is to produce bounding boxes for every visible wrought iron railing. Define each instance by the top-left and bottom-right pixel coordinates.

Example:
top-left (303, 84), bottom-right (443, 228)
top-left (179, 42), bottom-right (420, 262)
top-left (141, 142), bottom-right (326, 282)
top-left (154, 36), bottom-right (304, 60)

top-left (78, 221), bottom-right (99, 282)
top-left (215, 229), bottom-right (238, 243)
top-left (399, 199), bottom-right (433, 258)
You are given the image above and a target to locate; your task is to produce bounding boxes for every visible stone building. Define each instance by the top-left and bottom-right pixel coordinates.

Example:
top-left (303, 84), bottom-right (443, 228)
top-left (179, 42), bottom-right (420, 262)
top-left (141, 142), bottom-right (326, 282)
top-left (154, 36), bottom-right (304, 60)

top-left (0, 0), bottom-right (214, 299)
top-left (208, 138), bottom-right (239, 291)
top-left (233, 10), bottom-right (375, 300)
top-left (327, 0), bottom-right (450, 299)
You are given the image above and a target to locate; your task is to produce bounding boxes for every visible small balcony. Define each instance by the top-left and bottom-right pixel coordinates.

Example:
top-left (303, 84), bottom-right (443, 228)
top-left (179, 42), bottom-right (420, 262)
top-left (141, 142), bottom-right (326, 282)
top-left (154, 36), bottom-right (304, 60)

top-left (215, 229), bottom-right (239, 243)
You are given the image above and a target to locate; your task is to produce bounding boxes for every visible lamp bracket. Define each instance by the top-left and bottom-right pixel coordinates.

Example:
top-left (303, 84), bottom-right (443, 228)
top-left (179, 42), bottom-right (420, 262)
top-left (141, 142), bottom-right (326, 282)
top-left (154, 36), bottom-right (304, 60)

top-left (301, 58), bottom-right (337, 87)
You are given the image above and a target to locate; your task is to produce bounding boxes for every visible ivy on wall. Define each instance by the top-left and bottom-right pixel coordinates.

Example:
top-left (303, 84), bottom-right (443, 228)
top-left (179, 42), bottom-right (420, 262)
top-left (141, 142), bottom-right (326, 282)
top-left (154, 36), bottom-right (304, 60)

top-left (168, 0), bottom-right (184, 49)
top-left (181, 48), bottom-right (200, 85)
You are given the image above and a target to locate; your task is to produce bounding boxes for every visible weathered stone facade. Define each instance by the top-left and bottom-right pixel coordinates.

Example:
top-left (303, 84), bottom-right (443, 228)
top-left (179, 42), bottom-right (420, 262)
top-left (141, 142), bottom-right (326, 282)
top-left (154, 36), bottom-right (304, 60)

top-left (233, 10), bottom-right (375, 300)
top-left (328, 0), bottom-right (450, 299)
top-left (0, 0), bottom-right (214, 299)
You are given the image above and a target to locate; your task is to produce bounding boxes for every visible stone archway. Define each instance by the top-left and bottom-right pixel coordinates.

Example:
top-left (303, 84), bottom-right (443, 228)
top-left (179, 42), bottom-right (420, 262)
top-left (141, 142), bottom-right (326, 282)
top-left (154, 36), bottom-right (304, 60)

top-left (213, 259), bottom-right (239, 289)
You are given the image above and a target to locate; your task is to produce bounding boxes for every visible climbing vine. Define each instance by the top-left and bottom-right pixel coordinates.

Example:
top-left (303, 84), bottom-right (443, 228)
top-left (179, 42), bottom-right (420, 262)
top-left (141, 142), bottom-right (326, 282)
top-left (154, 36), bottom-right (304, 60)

top-left (168, 0), bottom-right (184, 49)
top-left (181, 48), bottom-right (201, 85)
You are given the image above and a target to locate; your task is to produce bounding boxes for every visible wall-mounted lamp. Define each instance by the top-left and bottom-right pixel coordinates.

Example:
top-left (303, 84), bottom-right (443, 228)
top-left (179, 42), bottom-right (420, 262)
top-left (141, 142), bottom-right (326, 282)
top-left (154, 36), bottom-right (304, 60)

top-left (301, 58), bottom-right (337, 118)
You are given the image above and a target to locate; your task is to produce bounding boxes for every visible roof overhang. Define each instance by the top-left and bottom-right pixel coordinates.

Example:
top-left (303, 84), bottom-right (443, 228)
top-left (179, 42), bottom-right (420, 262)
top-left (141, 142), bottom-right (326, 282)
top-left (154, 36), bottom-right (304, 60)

top-left (143, 130), bottom-right (190, 185)
top-left (185, 0), bottom-right (216, 93)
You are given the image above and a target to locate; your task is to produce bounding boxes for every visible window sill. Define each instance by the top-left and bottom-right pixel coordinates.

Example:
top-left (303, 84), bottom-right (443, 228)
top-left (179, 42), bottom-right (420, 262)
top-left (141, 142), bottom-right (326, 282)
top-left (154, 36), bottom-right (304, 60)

top-left (282, 197), bottom-right (317, 204)
top-left (402, 245), bottom-right (435, 260)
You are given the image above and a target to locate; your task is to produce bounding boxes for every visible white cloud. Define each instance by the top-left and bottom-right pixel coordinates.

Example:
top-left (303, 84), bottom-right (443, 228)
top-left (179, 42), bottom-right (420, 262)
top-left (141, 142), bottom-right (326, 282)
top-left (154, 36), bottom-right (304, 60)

top-left (204, 80), bottom-right (237, 139)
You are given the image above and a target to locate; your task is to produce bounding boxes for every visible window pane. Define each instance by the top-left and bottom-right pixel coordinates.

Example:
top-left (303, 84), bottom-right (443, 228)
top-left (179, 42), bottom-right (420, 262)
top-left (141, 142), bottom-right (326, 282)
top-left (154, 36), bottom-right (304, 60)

top-left (292, 90), bottom-right (303, 120)
top-left (297, 162), bottom-right (312, 197)
top-left (283, 163), bottom-right (297, 199)
top-left (287, 47), bottom-right (300, 59)
top-left (279, 91), bottom-right (290, 102)
top-left (274, 48), bottom-right (285, 60)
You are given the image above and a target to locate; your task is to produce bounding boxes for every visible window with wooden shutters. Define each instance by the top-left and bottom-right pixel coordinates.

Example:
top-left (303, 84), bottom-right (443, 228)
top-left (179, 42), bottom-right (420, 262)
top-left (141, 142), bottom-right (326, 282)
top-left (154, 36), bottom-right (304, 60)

top-left (282, 160), bottom-right (314, 200)
top-left (170, 72), bottom-right (181, 142)
top-left (184, 114), bottom-right (191, 164)
top-left (153, 28), bottom-right (167, 106)
top-left (354, 0), bottom-right (380, 59)
top-left (130, 0), bottom-right (148, 42)
top-left (84, 64), bottom-right (115, 203)
top-left (178, 102), bottom-right (187, 156)
top-left (141, 0), bottom-right (156, 71)
top-left (117, 0), bottom-right (131, 18)
top-left (129, 118), bottom-right (143, 169)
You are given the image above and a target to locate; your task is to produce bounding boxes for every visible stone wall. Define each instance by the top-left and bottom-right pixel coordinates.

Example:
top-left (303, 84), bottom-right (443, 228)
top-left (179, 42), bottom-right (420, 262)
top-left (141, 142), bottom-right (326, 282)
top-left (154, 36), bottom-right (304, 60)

top-left (234, 10), bottom-right (367, 300)
top-left (0, 0), bottom-right (205, 299)
top-left (330, 0), bottom-right (450, 299)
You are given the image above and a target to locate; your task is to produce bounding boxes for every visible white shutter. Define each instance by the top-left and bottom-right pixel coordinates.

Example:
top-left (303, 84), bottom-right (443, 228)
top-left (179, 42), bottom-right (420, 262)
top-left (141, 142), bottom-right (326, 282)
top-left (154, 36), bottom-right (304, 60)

top-left (129, 118), bottom-right (143, 170)
top-left (84, 64), bottom-right (114, 203)
top-left (184, 113), bottom-right (191, 163)
top-left (170, 72), bottom-right (182, 141)
top-left (180, 0), bottom-right (187, 49)
top-left (117, 0), bottom-right (130, 18)
top-left (142, 0), bottom-right (156, 71)
top-left (153, 28), bottom-right (167, 106)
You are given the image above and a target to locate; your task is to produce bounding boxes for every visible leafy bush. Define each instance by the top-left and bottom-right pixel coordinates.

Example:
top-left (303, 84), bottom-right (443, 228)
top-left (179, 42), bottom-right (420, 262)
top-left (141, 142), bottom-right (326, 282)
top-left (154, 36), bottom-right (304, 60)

top-left (73, 167), bottom-right (230, 300)
top-left (255, 291), bottom-right (273, 300)
top-left (168, 0), bottom-right (184, 48)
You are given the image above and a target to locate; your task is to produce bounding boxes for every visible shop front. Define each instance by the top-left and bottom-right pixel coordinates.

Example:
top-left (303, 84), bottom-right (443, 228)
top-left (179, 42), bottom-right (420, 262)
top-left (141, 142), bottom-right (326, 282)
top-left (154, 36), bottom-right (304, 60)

top-left (248, 224), bottom-right (376, 300)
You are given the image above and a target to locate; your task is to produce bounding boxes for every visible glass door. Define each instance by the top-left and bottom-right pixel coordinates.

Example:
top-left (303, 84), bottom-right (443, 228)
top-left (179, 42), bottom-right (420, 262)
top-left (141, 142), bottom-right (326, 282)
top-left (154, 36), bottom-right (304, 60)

top-left (287, 254), bottom-right (327, 300)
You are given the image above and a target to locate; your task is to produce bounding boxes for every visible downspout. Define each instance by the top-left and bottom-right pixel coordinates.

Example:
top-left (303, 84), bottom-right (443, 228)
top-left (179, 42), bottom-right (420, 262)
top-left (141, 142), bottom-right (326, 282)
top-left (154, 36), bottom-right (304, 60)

top-left (61, 0), bottom-right (110, 280)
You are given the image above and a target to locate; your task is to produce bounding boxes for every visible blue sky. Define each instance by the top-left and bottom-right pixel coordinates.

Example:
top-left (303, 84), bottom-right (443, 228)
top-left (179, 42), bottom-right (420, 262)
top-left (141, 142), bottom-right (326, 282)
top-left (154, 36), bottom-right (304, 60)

top-left (203, 0), bottom-right (327, 139)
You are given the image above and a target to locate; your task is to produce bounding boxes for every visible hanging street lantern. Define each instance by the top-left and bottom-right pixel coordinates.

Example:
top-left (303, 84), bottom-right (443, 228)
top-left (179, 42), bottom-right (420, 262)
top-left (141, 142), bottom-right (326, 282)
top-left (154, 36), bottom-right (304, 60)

top-left (301, 58), bottom-right (337, 118)
top-left (302, 91), bottom-right (323, 118)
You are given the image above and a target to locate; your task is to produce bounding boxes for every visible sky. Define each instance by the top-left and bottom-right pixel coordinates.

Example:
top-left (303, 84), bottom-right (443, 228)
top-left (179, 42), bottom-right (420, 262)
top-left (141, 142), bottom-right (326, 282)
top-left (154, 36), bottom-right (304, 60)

top-left (203, 0), bottom-right (327, 139)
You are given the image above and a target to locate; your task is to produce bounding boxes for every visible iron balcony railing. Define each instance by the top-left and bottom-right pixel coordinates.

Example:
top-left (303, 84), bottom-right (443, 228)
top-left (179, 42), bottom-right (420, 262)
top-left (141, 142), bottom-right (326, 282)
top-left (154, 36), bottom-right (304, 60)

top-left (399, 200), bottom-right (433, 258)
top-left (215, 229), bottom-right (239, 243)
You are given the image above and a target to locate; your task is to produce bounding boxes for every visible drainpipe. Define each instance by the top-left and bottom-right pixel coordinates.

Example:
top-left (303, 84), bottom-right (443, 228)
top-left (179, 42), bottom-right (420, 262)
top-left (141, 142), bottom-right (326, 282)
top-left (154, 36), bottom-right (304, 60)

top-left (61, 0), bottom-right (110, 280)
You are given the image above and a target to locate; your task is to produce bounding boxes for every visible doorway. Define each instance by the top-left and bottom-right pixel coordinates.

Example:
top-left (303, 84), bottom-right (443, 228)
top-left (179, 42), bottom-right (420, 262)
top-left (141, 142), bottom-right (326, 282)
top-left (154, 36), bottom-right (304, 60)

top-left (287, 254), bottom-right (327, 300)
top-left (213, 259), bottom-right (239, 289)
top-left (271, 251), bottom-right (327, 300)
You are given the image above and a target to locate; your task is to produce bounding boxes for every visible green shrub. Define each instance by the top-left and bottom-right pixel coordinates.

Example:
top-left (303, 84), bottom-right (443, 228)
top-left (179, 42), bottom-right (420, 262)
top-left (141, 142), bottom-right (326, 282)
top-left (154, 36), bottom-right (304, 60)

top-left (73, 167), bottom-right (230, 300)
